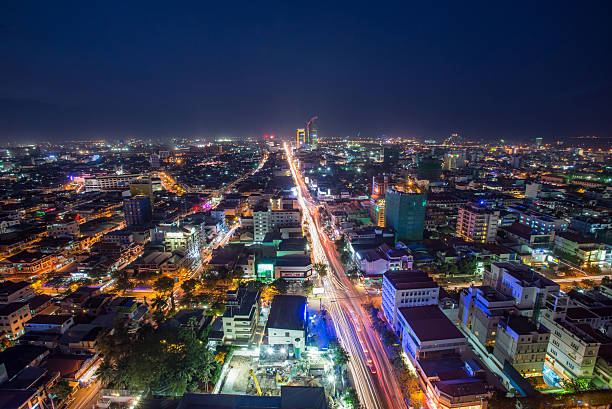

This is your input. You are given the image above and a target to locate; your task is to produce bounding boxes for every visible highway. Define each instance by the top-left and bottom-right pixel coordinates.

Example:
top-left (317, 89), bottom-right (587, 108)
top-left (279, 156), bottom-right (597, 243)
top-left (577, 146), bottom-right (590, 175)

top-left (284, 143), bottom-right (405, 409)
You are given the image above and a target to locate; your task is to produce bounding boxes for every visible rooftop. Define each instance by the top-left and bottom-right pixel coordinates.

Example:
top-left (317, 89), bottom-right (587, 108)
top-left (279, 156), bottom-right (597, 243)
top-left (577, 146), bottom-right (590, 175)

top-left (383, 270), bottom-right (438, 290)
top-left (266, 295), bottom-right (307, 331)
top-left (398, 305), bottom-right (465, 343)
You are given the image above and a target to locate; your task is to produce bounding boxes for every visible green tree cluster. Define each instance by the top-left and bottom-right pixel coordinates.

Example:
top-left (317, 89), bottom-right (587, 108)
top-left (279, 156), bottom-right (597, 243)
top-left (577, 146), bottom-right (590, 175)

top-left (96, 324), bottom-right (216, 396)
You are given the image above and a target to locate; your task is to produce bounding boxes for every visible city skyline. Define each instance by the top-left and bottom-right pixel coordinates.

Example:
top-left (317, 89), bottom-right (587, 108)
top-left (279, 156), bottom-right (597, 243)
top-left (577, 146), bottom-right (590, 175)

top-left (2, 2), bottom-right (612, 142)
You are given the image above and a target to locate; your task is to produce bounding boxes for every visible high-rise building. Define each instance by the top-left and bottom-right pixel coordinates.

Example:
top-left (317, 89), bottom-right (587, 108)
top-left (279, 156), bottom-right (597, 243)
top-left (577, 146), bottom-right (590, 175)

top-left (130, 179), bottom-right (155, 210)
top-left (456, 202), bottom-right (500, 243)
top-left (416, 155), bottom-right (442, 181)
top-left (383, 146), bottom-right (400, 168)
top-left (384, 188), bottom-right (426, 242)
top-left (296, 129), bottom-right (306, 148)
top-left (123, 195), bottom-right (152, 226)
top-left (306, 115), bottom-right (318, 145)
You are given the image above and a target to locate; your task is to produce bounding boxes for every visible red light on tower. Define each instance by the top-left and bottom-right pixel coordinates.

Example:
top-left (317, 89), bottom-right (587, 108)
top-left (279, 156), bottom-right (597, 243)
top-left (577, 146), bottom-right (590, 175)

top-left (264, 134), bottom-right (269, 139)
top-left (270, 134), bottom-right (275, 139)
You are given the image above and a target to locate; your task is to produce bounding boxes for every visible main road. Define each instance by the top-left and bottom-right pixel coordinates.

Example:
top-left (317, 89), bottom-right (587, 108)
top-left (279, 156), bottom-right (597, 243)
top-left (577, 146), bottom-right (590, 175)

top-left (284, 143), bottom-right (406, 409)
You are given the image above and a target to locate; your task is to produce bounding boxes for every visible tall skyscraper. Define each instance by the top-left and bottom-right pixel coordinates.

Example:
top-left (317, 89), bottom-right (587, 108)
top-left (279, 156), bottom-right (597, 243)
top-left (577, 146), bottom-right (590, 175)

top-left (456, 202), bottom-right (500, 243)
top-left (306, 115), bottom-right (319, 145)
top-left (384, 188), bottom-right (426, 242)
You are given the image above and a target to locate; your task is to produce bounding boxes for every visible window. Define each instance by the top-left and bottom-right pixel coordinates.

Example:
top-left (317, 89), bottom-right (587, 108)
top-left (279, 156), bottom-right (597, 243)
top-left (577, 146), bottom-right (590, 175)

top-left (285, 332), bottom-right (290, 337)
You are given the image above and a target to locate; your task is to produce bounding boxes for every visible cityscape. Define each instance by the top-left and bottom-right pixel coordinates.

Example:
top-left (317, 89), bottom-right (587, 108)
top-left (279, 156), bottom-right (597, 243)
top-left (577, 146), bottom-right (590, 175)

top-left (1, 3), bottom-right (612, 409)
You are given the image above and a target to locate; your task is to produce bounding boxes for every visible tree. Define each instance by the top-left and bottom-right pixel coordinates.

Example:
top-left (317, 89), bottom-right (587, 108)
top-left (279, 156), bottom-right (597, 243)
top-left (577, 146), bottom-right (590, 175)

top-left (48, 275), bottom-right (66, 293)
top-left (343, 387), bottom-right (361, 409)
top-left (152, 295), bottom-right (168, 312)
top-left (154, 275), bottom-right (176, 311)
top-left (302, 280), bottom-right (314, 296)
top-left (313, 263), bottom-right (328, 277)
top-left (50, 379), bottom-right (72, 403)
top-left (335, 237), bottom-right (346, 254)
top-left (96, 324), bottom-right (216, 396)
top-left (329, 341), bottom-right (350, 367)
top-left (113, 270), bottom-right (133, 295)
top-left (181, 278), bottom-right (199, 296)
top-left (271, 278), bottom-right (289, 295)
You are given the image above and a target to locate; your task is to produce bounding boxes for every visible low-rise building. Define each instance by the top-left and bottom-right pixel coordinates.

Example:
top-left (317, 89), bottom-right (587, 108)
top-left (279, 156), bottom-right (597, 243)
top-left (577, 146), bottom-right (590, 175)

top-left (222, 287), bottom-right (260, 345)
top-left (24, 315), bottom-right (75, 334)
top-left (0, 302), bottom-right (31, 338)
top-left (397, 305), bottom-right (467, 362)
top-left (265, 295), bottom-right (307, 357)
top-left (0, 281), bottom-right (34, 303)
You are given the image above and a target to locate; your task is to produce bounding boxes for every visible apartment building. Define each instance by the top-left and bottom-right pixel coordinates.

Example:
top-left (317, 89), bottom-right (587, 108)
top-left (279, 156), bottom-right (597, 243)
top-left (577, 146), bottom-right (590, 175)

top-left (456, 202), bottom-right (499, 243)
top-left (382, 270), bottom-right (439, 331)
top-left (253, 206), bottom-right (301, 242)
top-left (493, 315), bottom-right (550, 377)
top-left (459, 285), bottom-right (515, 348)
top-left (483, 262), bottom-right (559, 320)
top-left (0, 302), bottom-right (31, 338)
top-left (540, 293), bottom-right (612, 380)
top-left (222, 287), bottom-right (260, 346)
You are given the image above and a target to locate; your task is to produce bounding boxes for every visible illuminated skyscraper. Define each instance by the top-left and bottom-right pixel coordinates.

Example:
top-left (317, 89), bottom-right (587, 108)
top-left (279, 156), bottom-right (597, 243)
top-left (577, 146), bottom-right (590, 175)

top-left (296, 128), bottom-right (306, 148)
top-left (306, 115), bottom-right (318, 145)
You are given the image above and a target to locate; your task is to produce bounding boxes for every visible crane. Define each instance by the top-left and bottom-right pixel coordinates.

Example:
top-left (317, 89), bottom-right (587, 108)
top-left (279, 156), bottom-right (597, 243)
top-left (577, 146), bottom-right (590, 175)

top-left (249, 369), bottom-right (262, 396)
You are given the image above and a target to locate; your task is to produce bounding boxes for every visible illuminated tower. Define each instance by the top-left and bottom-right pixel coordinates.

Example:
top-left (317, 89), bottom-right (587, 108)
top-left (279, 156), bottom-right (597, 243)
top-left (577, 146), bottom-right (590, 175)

top-left (296, 129), bottom-right (306, 148)
top-left (306, 115), bottom-right (319, 145)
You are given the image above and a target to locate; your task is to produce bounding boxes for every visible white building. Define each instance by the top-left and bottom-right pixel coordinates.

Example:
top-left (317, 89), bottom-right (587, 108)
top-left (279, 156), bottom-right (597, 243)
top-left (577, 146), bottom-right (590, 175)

top-left (382, 270), bottom-right (439, 331)
top-left (222, 287), bottom-right (260, 346)
top-left (265, 295), bottom-right (307, 357)
top-left (253, 207), bottom-right (301, 242)
top-left (397, 305), bottom-right (467, 362)
top-left (84, 174), bottom-right (141, 192)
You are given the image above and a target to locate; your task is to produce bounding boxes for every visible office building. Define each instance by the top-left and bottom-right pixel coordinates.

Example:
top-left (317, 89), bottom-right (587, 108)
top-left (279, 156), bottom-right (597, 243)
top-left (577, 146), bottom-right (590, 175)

top-left (540, 293), bottom-right (611, 380)
top-left (382, 270), bottom-right (439, 330)
top-left (306, 115), bottom-right (318, 145)
top-left (456, 202), bottom-right (500, 243)
top-left (524, 182), bottom-right (540, 199)
top-left (383, 146), bottom-right (400, 168)
top-left (416, 155), bottom-right (442, 181)
top-left (84, 174), bottom-right (140, 192)
top-left (123, 195), bottom-right (152, 226)
top-left (384, 188), bottom-right (426, 242)
top-left (483, 262), bottom-right (559, 321)
top-left (129, 179), bottom-right (155, 208)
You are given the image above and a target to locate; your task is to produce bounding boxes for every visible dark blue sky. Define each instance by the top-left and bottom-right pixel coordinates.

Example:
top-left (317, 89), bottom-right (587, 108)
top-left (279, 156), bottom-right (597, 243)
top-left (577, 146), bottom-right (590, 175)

top-left (1, 1), bottom-right (611, 142)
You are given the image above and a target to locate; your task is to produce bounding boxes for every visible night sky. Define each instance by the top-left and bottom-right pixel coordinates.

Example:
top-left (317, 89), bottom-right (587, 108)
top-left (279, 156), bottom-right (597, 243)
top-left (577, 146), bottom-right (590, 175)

top-left (1, 1), bottom-right (611, 142)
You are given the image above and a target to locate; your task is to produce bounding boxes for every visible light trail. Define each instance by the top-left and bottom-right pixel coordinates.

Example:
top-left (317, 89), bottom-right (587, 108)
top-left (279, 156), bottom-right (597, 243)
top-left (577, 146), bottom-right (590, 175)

top-left (284, 142), bottom-right (405, 409)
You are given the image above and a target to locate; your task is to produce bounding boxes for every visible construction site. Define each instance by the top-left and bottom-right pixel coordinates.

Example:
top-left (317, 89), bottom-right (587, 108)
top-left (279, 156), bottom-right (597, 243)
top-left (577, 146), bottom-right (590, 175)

top-left (218, 347), bottom-right (339, 398)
